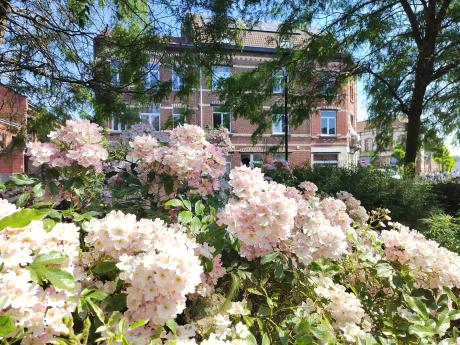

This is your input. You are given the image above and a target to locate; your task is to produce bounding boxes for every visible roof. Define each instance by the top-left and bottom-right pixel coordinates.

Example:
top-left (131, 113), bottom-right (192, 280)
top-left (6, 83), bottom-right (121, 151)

top-left (357, 118), bottom-right (408, 133)
top-left (189, 15), bottom-right (308, 50)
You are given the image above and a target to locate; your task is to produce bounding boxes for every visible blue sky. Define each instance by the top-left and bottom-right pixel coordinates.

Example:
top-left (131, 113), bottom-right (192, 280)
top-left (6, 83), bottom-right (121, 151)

top-left (357, 80), bottom-right (460, 156)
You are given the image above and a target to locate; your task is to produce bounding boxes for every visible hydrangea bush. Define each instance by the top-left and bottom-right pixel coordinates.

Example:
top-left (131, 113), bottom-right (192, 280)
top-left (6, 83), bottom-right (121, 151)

top-left (1, 120), bottom-right (460, 344)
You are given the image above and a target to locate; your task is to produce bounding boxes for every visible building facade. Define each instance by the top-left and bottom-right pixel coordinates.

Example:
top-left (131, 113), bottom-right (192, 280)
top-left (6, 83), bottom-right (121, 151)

top-left (356, 119), bottom-right (440, 174)
top-left (0, 86), bottom-right (29, 181)
top-left (108, 20), bottom-right (359, 169)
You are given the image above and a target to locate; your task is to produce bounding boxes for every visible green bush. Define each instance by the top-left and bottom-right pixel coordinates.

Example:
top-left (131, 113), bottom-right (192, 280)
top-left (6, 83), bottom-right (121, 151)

top-left (421, 212), bottom-right (460, 253)
top-left (263, 165), bottom-right (439, 229)
top-left (433, 182), bottom-right (460, 216)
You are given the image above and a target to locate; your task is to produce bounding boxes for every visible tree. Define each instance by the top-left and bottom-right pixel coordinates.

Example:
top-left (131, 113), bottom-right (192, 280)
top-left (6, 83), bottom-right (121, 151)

top-left (0, 0), bottom-right (246, 125)
top-left (213, 1), bottom-right (460, 171)
top-left (392, 144), bottom-right (406, 167)
top-left (433, 145), bottom-right (455, 172)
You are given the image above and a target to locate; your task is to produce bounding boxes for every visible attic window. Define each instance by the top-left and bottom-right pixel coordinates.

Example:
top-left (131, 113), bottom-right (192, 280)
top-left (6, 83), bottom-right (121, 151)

top-left (279, 39), bottom-right (293, 49)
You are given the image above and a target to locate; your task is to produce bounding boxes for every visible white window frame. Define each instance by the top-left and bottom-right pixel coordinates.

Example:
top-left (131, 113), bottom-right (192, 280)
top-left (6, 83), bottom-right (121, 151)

top-left (320, 110), bottom-right (337, 136)
top-left (241, 153), bottom-right (264, 168)
top-left (111, 117), bottom-right (126, 132)
top-left (212, 106), bottom-right (231, 132)
top-left (225, 155), bottom-right (232, 174)
top-left (110, 60), bottom-right (121, 86)
top-left (273, 70), bottom-right (284, 94)
top-left (172, 107), bottom-right (185, 128)
top-left (272, 114), bottom-right (286, 134)
top-left (172, 69), bottom-right (182, 91)
top-left (146, 62), bottom-right (160, 89)
top-left (140, 106), bottom-right (161, 131)
top-left (313, 153), bottom-right (338, 166)
top-left (212, 66), bottom-right (231, 90)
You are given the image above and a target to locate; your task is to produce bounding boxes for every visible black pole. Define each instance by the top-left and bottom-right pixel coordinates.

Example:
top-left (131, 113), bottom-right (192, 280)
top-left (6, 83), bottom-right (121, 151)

top-left (284, 71), bottom-right (288, 162)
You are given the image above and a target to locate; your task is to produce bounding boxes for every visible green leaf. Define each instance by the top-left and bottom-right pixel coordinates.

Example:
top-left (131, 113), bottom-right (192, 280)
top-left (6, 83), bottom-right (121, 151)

top-left (9, 174), bottom-right (36, 186)
top-left (247, 288), bottom-right (264, 296)
top-left (164, 199), bottom-right (183, 208)
top-left (0, 208), bottom-right (48, 229)
top-left (45, 269), bottom-right (75, 290)
top-left (104, 293), bottom-right (127, 312)
top-left (32, 251), bottom-right (67, 266)
top-left (88, 300), bottom-right (106, 323)
top-left (261, 252), bottom-right (279, 265)
top-left (72, 211), bottom-right (100, 222)
top-left (92, 261), bottom-right (118, 276)
top-left (409, 324), bottom-right (434, 337)
top-left (33, 182), bottom-right (44, 197)
top-left (190, 217), bottom-right (202, 233)
top-left (194, 200), bottom-right (205, 216)
top-left (262, 333), bottom-right (270, 345)
top-left (405, 294), bottom-right (430, 320)
top-left (376, 262), bottom-right (394, 278)
top-left (129, 319), bottom-right (149, 331)
top-left (0, 315), bottom-right (15, 337)
top-left (178, 210), bottom-right (193, 224)
top-left (166, 319), bottom-right (177, 334)
top-left (201, 257), bottom-right (214, 273)
top-left (16, 192), bottom-right (31, 207)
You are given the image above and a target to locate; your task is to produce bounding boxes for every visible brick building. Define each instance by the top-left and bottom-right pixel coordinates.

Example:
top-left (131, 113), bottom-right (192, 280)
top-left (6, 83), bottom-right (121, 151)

top-left (108, 19), bottom-right (360, 168)
top-left (0, 85), bottom-right (29, 181)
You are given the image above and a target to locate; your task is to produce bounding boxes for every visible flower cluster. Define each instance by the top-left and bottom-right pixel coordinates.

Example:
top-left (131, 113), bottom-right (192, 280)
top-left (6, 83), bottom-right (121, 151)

top-left (195, 243), bottom-right (226, 297)
top-left (0, 201), bottom-right (80, 342)
top-left (129, 124), bottom-right (227, 197)
top-left (337, 191), bottom-right (369, 224)
top-left (380, 223), bottom-right (460, 289)
top-left (314, 276), bottom-right (367, 342)
top-left (298, 181), bottom-right (318, 199)
top-left (27, 119), bottom-right (108, 171)
top-left (218, 166), bottom-right (297, 260)
top-left (85, 211), bottom-right (203, 326)
top-left (319, 197), bottom-right (353, 234)
top-left (205, 127), bottom-right (234, 154)
top-left (0, 198), bottom-right (18, 219)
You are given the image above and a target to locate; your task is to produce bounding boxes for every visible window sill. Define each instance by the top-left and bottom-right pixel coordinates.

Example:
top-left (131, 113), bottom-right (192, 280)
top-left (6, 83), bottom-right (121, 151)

top-left (272, 132), bottom-right (290, 136)
top-left (320, 134), bottom-right (337, 138)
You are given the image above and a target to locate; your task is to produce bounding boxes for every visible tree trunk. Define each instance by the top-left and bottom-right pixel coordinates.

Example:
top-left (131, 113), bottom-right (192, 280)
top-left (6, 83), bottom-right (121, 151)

top-left (404, 110), bottom-right (422, 168)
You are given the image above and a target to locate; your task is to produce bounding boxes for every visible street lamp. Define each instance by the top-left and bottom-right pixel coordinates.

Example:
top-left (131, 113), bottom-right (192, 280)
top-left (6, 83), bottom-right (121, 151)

top-left (281, 67), bottom-right (288, 162)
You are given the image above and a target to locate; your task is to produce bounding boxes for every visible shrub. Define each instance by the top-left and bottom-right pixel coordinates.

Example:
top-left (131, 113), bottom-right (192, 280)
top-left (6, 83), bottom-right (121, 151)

top-left (421, 212), bottom-right (460, 254)
top-left (264, 164), bottom-right (439, 229)
top-left (2, 120), bottom-right (460, 344)
top-left (433, 182), bottom-right (460, 216)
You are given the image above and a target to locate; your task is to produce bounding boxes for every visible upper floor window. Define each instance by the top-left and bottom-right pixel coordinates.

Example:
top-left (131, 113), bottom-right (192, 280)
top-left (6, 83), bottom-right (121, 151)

top-left (272, 114), bottom-right (286, 134)
top-left (140, 106), bottom-right (160, 131)
top-left (145, 62), bottom-right (160, 89)
top-left (320, 110), bottom-right (336, 135)
top-left (111, 117), bottom-right (126, 132)
top-left (172, 69), bottom-right (182, 91)
top-left (212, 66), bottom-right (231, 90)
top-left (110, 60), bottom-right (121, 86)
top-left (212, 106), bottom-right (231, 132)
top-left (172, 107), bottom-right (186, 128)
top-left (273, 70), bottom-right (284, 94)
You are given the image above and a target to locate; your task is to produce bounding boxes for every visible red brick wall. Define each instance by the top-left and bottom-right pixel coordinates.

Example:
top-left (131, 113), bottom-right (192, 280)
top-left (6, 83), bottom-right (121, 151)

top-left (0, 86), bottom-right (28, 176)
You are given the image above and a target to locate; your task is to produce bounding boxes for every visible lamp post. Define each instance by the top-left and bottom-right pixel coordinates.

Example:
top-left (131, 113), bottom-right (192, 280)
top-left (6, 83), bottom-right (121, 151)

top-left (281, 67), bottom-right (288, 162)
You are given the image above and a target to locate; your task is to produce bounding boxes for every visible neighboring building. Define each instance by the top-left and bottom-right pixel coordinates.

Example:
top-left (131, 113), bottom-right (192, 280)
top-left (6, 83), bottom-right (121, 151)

top-left (356, 118), bottom-right (440, 174)
top-left (105, 17), bottom-right (359, 168)
top-left (0, 85), bottom-right (29, 181)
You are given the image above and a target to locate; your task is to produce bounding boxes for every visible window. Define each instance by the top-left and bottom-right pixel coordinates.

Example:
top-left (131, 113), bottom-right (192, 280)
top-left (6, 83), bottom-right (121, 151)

top-left (273, 70), bottom-right (284, 94)
top-left (140, 106), bottom-right (161, 131)
top-left (225, 155), bottom-right (232, 174)
top-left (212, 66), bottom-right (231, 90)
top-left (111, 117), bottom-right (126, 132)
top-left (172, 108), bottom-right (186, 128)
top-left (110, 60), bottom-right (121, 85)
top-left (272, 114), bottom-right (286, 134)
top-left (364, 138), bottom-right (373, 152)
top-left (241, 153), bottom-right (264, 168)
top-left (320, 110), bottom-right (337, 135)
top-left (273, 153), bottom-right (288, 162)
top-left (146, 62), bottom-right (160, 89)
top-left (172, 69), bottom-right (182, 91)
top-left (212, 106), bottom-right (231, 132)
top-left (313, 153), bottom-right (338, 166)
